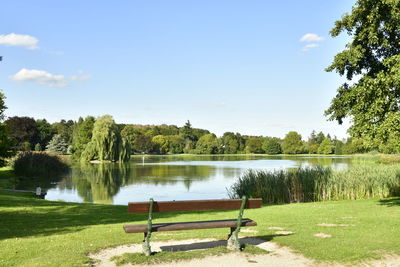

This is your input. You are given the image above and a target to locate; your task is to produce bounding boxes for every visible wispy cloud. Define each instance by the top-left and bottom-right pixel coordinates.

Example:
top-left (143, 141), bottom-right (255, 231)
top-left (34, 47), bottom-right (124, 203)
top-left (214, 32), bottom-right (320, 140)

top-left (299, 33), bottom-right (324, 51)
top-left (70, 74), bottom-right (91, 81)
top-left (302, 43), bottom-right (319, 51)
top-left (0, 33), bottom-right (39, 50)
top-left (10, 68), bottom-right (67, 87)
top-left (300, 33), bottom-right (324, 42)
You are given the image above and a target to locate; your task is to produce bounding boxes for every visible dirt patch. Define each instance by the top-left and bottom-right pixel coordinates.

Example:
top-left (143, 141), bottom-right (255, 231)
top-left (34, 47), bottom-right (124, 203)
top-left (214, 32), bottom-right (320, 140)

top-left (318, 223), bottom-right (353, 227)
top-left (314, 233), bottom-right (332, 238)
top-left (362, 255), bottom-right (400, 267)
top-left (275, 231), bottom-right (295, 236)
top-left (89, 238), bottom-right (318, 267)
top-left (89, 238), bottom-right (400, 267)
top-left (241, 228), bottom-right (258, 233)
top-left (268, 227), bottom-right (285, 230)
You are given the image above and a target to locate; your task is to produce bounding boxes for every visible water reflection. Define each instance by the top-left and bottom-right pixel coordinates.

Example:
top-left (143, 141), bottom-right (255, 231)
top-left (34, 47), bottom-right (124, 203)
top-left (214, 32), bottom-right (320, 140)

top-left (45, 155), bottom-right (352, 204)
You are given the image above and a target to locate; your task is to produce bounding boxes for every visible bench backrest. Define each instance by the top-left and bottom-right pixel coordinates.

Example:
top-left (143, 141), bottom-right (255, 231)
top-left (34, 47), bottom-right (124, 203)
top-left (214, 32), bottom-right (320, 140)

top-left (128, 198), bottom-right (262, 213)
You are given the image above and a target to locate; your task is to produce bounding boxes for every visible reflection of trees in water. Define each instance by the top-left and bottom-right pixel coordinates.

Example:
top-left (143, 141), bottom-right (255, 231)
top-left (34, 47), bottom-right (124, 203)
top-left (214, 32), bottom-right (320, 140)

top-left (291, 157), bottom-right (351, 167)
top-left (131, 154), bottom-right (283, 163)
top-left (63, 163), bottom-right (130, 204)
top-left (221, 167), bottom-right (243, 180)
top-left (126, 165), bottom-right (214, 191)
top-left (61, 163), bottom-right (215, 203)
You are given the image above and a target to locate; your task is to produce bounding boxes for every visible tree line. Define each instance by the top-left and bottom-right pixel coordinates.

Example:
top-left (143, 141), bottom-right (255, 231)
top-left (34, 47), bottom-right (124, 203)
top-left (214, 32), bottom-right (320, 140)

top-left (0, 99), bottom-right (368, 164)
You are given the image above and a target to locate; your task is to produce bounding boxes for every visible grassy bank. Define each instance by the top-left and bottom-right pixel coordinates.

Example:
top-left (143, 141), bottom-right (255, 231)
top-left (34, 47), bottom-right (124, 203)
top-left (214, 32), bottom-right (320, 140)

top-left (0, 191), bottom-right (399, 266)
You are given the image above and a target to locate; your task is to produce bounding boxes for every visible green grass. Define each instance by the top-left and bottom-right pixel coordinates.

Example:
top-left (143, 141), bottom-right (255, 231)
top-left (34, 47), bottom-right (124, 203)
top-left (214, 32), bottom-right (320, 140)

top-left (353, 153), bottom-right (400, 164)
top-left (0, 166), bottom-right (15, 189)
top-left (112, 244), bottom-right (266, 265)
top-left (0, 191), bottom-right (399, 266)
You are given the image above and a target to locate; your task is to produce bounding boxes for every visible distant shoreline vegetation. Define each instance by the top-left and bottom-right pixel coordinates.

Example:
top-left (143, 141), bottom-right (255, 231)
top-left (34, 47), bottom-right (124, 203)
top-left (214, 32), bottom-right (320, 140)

top-left (2, 114), bottom-right (388, 164)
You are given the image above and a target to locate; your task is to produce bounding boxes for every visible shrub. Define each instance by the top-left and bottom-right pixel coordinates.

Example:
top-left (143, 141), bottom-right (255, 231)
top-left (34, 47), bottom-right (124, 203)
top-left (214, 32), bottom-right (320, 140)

top-left (228, 167), bottom-right (331, 204)
top-left (13, 151), bottom-right (70, 177)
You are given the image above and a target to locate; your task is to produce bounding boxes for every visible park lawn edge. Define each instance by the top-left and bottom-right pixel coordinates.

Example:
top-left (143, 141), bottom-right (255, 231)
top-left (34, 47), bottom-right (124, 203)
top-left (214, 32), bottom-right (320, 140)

top-left (0, 191), bottom-right (399, 267)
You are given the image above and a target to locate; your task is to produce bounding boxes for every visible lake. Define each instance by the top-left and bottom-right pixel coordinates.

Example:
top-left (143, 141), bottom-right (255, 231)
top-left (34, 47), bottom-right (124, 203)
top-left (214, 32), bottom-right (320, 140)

top-left (37, 155), bottom-right (351, 205)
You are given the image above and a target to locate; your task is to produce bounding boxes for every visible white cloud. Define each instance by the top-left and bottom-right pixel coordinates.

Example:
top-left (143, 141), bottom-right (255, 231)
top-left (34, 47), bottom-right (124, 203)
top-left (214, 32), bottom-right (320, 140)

top-left (302, 43), bottom-right (319, 51)
top-left (70, 74), bottom-right (91, 81)
top-left (0, 33), bottom-right (39, 49)
top-left (300, 33), bottom-right (324, 42)
top-left (10, 68), bottom-right (67, 87)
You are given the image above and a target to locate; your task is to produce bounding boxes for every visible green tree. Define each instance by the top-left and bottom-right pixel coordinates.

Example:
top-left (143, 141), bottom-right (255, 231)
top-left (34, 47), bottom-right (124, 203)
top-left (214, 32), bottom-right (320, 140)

top-left (133, 134), bottom-right (153, 153)
top-left (36, 119), bottom-right (55, 149)
top-left (341, 138), bottom-right (366, 154)
top-left (0, 91), bottom-right (14, 165)
top-left (34, 143), bottom-right (42, 151)
top-left (333, 139), bottom-right (344, 155)
top-left (194, 133), bottom-right (219, 154)
top-left (82, 115), bottom-right (130, 162)
top-left (281, 131), bottom-right (304, 154)
top-left (167, 135), bottom-right (185, 154)
top-left (121, 125), bottom-right (141, 150)
top-left (326, 0), bottom-right (400, 150)
top-left (262, 137), bottom-right (282, 154)
top-left (245, 137), bottom-right (264, 154)
top-left (0, 91), bottom-right (5, 122)
top-left (46, 134), bottom-right (69, 154)
top-left (318, 138), bottom-right (334, 155)
top-left (0, 124), bottom-right (14, 165)
top-left (152, 135), bottom-right (169, 154)
top-left (219, 132), bottom-right (240, 154)
top-left (52, 119), bottom-right (74, 143)
top-left (5, 116), bottom-right (39, 151)
top-left (71, 116), bottom-right (95, 158)
top-left (180, 120), bottom-right (195, 141)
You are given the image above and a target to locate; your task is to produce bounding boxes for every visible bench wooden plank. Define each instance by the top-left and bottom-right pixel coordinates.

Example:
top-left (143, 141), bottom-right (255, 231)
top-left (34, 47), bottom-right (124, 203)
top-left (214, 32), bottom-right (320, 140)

top-left (128, 198), bottom-right (262, 213)
top-left (123, 218), bottom-right (257, 233)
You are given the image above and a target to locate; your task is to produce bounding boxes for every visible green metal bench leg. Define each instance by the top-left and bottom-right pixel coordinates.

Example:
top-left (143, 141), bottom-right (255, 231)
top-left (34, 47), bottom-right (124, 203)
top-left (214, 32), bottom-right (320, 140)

top-left (142, 198), bottom-right (154, 256)
top-left (227, 196), bottom-right (247, 251)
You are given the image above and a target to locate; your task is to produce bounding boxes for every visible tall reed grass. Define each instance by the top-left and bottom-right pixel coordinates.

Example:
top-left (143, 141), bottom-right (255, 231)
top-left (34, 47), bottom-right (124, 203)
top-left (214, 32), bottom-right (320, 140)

top-left (228, 164), bottom-right (400, 204)
top-left (13, 151), bottom-right (70, 177)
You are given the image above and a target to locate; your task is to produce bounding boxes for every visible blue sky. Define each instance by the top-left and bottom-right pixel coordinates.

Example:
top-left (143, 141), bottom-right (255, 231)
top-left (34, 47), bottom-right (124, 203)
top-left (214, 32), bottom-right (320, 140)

top-left (0, 0), bottom-right (354, 139)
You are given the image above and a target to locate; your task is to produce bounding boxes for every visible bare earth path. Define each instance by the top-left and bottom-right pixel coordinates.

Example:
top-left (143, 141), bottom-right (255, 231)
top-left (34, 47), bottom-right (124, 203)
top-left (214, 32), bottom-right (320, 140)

top-left (89, 238), bottom-right (400, 267)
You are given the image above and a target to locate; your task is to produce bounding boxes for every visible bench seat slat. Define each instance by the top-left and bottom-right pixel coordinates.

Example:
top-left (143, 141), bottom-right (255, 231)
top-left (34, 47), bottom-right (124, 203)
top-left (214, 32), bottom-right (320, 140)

top-left (128, 198), bottom-right (262, 213)
top-left (123, 218), bottom-right (256, 233)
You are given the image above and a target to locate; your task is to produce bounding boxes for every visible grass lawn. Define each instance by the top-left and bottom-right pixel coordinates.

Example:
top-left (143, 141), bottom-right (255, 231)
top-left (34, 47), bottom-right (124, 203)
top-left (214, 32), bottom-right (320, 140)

top-left (0, 166), bottom-right (15, 189)
top-left (0, 191), bottom-right (399, 267)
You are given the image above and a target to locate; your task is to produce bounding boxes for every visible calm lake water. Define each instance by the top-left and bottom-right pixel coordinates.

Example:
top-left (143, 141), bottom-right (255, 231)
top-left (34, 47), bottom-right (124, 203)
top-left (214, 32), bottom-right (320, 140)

top-left (22, 155), bottom-right (351, 205)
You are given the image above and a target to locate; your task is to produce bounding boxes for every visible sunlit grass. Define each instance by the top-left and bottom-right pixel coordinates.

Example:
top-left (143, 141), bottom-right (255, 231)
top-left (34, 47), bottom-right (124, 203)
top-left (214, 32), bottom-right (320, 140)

top-left (0, 166), bottom-right (15, 189)
top-left (0, 191), bottom-right (399, 266)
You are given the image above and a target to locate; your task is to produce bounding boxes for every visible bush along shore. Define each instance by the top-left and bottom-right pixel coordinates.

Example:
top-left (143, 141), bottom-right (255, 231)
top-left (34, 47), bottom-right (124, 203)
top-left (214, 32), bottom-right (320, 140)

top-left (13, 151), bottom-right (70, 177)
top-left (228, 164), bottom-right (400, 204)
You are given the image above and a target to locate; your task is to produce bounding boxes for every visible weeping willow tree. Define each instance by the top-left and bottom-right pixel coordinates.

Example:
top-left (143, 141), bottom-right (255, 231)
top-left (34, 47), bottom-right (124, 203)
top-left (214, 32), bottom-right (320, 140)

top-left (81, 115), bottom-right (131, 162)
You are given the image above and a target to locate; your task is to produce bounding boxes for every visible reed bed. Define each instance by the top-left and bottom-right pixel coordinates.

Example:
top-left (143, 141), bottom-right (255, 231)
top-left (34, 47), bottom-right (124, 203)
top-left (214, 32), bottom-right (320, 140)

top-left (228, 164), bottom-right (400, 204)
top-left (13, 151), bottom-right (70, 177)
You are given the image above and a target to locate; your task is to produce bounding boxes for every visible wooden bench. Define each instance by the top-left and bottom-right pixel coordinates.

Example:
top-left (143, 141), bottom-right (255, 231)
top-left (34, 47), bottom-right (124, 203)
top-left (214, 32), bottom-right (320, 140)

top-left (123, 196), bottom-right (262, 255)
